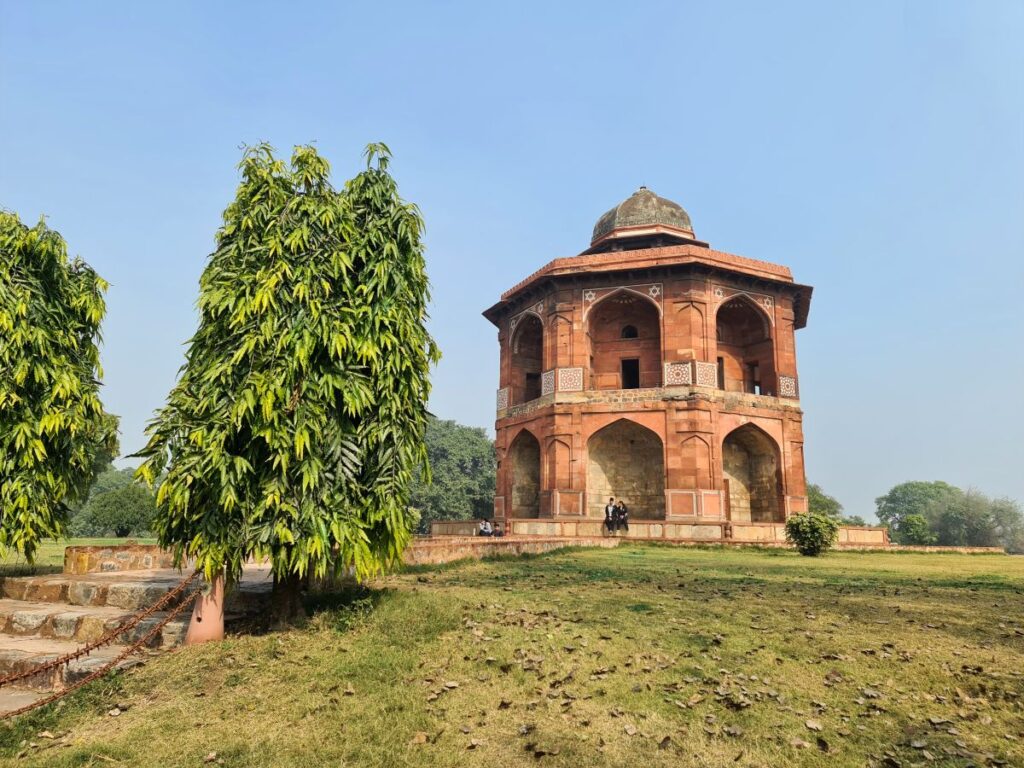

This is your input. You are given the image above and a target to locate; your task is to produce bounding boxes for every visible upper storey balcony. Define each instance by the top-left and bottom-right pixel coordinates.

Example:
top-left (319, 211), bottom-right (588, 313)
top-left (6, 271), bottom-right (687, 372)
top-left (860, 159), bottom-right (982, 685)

top-left (497, 290), bottom-right (799, 419)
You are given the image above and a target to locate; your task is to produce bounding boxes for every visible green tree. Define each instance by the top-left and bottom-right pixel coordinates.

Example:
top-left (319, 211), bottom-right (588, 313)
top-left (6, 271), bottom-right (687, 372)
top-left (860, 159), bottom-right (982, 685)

top-left (925, 489), bottom-right (1024, 552)
top-left (807, 483), bottom-right (843, 520)
top-left (409, 417), bottom-right (495, 533)
top-left (807, 482), bottom-right (866, 526)
top-left (895, 513), bottom-right (934, 545)
top-left (71, 481), bottom-right (156, 537)
top-left (0, 212), bottom-right (114, 561)
top-left (136, 144), bottom-right (438, 610)
top-left (875, 481), bottom-right (961, 530)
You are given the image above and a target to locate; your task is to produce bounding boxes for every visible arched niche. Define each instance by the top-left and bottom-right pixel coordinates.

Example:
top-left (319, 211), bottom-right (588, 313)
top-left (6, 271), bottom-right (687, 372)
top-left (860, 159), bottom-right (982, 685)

top-left (722, 424), bottom-right (782, 523)
top-left (510, 314), bottom-right (543, 404)
top-left (586, 419), bottom-right (665, 518)
top-left (586, 292), bottom-right (661, 390)
top-left (715, 297), bottom-right (775, 395)
top-left (508, 430), bottom-right (541, 518)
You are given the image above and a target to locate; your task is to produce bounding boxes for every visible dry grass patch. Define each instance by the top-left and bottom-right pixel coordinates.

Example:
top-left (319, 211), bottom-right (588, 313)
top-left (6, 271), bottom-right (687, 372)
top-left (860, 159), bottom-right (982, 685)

top-left (1, 545), bottom-right (1022, 767)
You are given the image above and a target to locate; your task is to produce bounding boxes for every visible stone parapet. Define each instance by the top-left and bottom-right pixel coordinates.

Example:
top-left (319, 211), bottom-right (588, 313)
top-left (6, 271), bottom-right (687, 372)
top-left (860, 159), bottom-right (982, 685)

top-left (499, 384), bottom-right (803, 419)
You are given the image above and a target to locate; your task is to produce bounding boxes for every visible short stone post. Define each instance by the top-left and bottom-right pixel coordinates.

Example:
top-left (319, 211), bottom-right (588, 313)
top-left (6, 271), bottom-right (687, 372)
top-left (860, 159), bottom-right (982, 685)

top-left (185, 573), bottom-right (225, 645)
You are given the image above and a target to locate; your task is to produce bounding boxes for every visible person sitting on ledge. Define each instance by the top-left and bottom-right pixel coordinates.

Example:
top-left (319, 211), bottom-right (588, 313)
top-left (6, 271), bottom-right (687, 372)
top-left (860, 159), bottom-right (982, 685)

top-left (478, 519), bottom-right (493, 537)
top-left (604, 497), bottom-right (617, 534)
top-left (615, 499), bottom-right (629, 532)
top-left (494, 522), bottom-right (504, 538)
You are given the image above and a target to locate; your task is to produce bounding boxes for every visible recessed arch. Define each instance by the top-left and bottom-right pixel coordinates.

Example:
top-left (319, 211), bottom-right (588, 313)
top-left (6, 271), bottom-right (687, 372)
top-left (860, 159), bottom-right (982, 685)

top-left (584, 287), bottom-right (662, 321)
top-left (586, 290), bottom-right (662, 390)
top-left (508, 429), bottom-right (541, 518)
top-left (715, 296), bottom-right (776, 395)
top-left (510, 313), bottom-right (544, 404)
top-left (722, 424), bottom-right (782, 523)
top-left (586, 418), bottom-right (665, 519)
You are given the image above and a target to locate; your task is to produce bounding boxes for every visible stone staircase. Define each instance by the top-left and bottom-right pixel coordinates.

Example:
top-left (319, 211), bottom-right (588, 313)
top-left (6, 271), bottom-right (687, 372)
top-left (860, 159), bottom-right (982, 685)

top-left (0, 566), bottom-right (272, 714)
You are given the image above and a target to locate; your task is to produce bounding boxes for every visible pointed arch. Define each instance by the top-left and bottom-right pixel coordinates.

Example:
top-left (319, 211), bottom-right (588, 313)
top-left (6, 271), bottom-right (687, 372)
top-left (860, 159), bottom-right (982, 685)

top-left (715, 296), bottom-right (775, 395)
top-left (508, 428), bottom-right (541, 518)
top-left (586, 418), bottom-right (665, 519)
top-left (586, 290), bottom-right (662, 390)
top-left (722, 424), bottom-right (782, 523)
top-left (510, 313), bottom-right (544, 404)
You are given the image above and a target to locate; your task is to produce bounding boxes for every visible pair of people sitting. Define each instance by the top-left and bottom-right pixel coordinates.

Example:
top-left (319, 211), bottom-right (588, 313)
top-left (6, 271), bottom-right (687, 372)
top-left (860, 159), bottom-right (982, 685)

top-left (603, 498), bottom-right (630, 533)
top-left (477, 519), bottom-right (504, 537)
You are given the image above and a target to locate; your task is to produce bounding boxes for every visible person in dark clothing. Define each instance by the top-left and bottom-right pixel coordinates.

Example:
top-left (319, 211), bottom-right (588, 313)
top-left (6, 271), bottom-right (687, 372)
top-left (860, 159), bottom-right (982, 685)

top-left (604, 497), bottom-right (616, 534)
top-left (615, 500), bottom-right (629, 532)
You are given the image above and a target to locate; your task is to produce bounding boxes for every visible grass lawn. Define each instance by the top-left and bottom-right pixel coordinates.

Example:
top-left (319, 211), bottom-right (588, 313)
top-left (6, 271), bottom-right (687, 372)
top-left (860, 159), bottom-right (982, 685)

top-left (1, 544), bottom-right (1022, 767)
top-left (0, 538), bottom-right (157, 575)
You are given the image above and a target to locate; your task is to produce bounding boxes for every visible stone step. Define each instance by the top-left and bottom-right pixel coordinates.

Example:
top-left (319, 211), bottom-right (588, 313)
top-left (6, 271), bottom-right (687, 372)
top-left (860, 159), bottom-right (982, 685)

top-left (0, 567), bottom-right (274, 614)
top-left (0, 599), bottom-right (188, 648)
top-left (0, 634), bottom-right (148, 691)
top-left (0, 687), bottom-right (48, 716)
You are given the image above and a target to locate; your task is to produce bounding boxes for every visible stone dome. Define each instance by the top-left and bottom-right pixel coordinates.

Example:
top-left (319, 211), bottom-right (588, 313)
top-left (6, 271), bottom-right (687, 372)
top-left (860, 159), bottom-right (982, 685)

top-left (591, 186), bottom-right (694, 245)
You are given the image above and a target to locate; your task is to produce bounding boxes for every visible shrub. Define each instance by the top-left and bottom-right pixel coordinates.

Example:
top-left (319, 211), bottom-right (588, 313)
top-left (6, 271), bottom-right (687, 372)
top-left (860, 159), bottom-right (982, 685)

top-left (785, 512), bottom-right (839, 556)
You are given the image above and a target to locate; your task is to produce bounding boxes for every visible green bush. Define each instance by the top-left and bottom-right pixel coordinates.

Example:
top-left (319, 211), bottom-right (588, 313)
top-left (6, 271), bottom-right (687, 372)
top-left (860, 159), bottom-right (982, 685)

top-left (785, 512), bottom-right (839, 556)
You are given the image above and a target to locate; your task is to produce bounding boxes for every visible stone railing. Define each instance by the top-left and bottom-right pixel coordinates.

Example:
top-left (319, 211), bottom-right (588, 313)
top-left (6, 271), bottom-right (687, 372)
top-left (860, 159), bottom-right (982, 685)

top-left (498, 381), bottom-right (802, 417)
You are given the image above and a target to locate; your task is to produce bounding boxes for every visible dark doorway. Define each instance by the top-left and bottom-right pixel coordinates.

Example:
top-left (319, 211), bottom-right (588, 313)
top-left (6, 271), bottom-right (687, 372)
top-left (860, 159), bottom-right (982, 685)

top-left (525, 372), bottom-right (541, 401)
top-left (621, 358), bottom-right (640, 389)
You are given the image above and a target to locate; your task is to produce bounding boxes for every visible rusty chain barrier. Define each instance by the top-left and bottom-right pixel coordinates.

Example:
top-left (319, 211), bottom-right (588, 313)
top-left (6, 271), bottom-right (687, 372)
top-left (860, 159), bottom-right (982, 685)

top-left (0, 570), bottom-right (204, 719)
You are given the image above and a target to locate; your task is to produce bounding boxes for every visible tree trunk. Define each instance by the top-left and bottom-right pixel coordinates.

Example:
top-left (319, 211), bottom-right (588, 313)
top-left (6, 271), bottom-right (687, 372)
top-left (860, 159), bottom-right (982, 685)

top-left (269, 572), bottom-right (306, 625)
top-left (185, 573), bottom-right (225, 645)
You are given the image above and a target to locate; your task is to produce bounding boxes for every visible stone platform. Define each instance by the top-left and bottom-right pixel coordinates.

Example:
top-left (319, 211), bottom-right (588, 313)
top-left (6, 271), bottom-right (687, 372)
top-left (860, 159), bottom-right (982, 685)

top-left (431, 518), bottom-right (891, 547)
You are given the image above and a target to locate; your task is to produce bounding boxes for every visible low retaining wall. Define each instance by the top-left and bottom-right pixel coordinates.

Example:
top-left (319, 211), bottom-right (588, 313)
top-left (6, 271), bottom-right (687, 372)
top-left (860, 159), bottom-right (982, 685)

top-left (430, 520), bottom-right (480, 537)
top-left (64, 544), bottom-right (176, 574)
top-left (404, 536), bottom-right (619, 566)
top-left (431, 518), bottom-right (890, 548)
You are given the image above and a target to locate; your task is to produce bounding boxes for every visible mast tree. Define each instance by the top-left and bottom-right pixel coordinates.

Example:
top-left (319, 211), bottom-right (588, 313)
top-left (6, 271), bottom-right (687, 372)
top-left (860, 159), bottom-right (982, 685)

top-left (137, 144), bottom-right (438, 615)
top-left (0, 212), bottom-right (115, 560)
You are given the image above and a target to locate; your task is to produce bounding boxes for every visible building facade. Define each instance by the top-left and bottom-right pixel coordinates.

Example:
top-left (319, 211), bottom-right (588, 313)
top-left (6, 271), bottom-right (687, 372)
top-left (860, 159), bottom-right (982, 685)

top-left (484, 188), bottom-right (813, 530)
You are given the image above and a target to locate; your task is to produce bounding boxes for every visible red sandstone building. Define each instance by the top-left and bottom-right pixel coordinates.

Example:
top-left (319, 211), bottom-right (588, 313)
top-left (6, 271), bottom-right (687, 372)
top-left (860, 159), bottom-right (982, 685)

top-left (482, 188), bottom-right (815, 541)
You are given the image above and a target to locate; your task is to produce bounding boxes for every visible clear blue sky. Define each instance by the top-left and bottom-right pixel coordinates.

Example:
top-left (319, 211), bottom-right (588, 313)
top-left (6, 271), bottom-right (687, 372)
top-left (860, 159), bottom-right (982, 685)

top-left (2, 1), bottom-right (1021, 520)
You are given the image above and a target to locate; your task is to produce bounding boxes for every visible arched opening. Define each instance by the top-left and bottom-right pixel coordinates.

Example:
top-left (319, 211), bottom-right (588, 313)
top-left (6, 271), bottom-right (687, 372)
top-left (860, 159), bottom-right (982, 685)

top-left (586, 419), bottom-right (665, 519)
top-left (715, 298), bottom-right (775, 395)
top-left (722, 425), bottom-right (782, 523)
top-left (508, 430), bottom-right (541, 518)
top-left (587, 292), bottom-right (661, 390)
top-left (510, 314), bottom-right (543, 405)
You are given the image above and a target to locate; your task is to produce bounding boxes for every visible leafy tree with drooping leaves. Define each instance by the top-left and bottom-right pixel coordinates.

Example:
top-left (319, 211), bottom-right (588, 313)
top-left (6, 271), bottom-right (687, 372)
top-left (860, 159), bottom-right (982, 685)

top-left (136, 143), bottom-right (439, 612)
top-left (0, 211), bottom-right (116, 562)
top-left (408, 417), bottom-right (495, 533)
